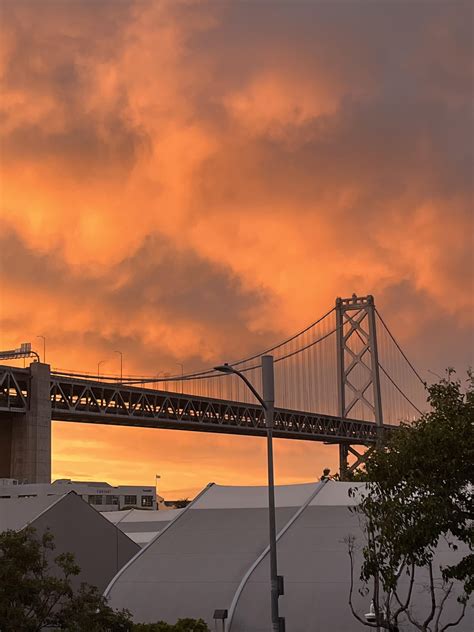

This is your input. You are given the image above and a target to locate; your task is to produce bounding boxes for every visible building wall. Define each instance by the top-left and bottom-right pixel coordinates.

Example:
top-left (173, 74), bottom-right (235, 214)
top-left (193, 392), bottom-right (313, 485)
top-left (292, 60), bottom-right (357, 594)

top-left (0, 479), bottom-right (156, 511)
top-left (30, 492), bottom-right (140, 592)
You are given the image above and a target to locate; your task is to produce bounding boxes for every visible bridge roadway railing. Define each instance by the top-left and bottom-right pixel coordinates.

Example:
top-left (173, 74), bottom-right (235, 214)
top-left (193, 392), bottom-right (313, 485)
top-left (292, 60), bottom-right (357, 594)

top-left (0, 365), bottom-right (380, 444)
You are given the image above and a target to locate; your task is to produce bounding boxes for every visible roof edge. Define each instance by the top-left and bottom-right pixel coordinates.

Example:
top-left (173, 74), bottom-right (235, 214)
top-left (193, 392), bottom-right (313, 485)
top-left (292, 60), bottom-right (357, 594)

top-left (102, 482), bottom-right (215, 599)
top-left (19, 491), bottom-right (72, 531)
top-left (226, 479), bottom-right (329, 631)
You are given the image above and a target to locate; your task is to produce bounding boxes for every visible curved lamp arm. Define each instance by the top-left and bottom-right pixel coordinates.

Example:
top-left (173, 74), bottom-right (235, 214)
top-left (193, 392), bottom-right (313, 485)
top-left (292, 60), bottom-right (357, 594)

top-left (214, 364), bottom-right (267, 410)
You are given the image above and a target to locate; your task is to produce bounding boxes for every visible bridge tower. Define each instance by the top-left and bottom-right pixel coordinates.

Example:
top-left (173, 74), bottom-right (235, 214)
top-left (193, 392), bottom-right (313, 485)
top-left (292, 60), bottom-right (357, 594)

top-left (0, 362), bottom-right (51, 483)
top-left (335, 294), bottom-right (383, 478)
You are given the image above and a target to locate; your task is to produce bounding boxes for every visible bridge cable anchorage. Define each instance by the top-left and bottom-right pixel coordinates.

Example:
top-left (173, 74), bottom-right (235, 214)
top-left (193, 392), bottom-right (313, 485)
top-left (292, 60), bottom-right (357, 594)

top-left (378, 362), bottom-right (423, 416)
top-left (375, 308), bottom-right (427, 388)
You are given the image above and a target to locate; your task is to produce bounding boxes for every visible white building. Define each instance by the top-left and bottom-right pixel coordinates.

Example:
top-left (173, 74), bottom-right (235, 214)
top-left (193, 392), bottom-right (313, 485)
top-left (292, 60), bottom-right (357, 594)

top-left (0, 478), bottom-right (156, 512)
top-left (105, 481), bottom-right (473, 631)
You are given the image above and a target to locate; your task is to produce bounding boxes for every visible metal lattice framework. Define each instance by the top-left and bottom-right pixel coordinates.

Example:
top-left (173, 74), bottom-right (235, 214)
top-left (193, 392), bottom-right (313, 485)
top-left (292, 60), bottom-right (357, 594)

top-left (0, 295), bottom-right (427, 479)
top-left (0, 366), bottom-right (28, 411)
top-left (0, 366), bottom-right (381, 444)
top-left (336, 295), bottom-right (383, 425)
top-left (335, 295), bottom-right (385, 474)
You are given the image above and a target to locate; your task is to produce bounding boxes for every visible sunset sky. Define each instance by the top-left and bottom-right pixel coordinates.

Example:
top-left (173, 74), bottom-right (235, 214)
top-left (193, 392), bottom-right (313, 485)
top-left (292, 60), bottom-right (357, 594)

top-left (0, 0), bottom-right (472, 498)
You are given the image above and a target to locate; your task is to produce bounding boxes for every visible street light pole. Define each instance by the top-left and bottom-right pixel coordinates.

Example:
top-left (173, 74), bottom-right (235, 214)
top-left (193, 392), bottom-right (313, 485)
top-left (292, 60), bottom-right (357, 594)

top-left (155, 474), bottom-right (161, 509)
top-left (36, 335), bottom-right (46, 363)
top-left (215, 356), bottom-right (283, 632)
top-left (114, 350), bottom-right (123, 383)
top-left (97, 360), bottom-right (106, 379)
top-left (177, 362), bottom-right (184, 393)
top-left (261, 355), bottom-right (280, 632)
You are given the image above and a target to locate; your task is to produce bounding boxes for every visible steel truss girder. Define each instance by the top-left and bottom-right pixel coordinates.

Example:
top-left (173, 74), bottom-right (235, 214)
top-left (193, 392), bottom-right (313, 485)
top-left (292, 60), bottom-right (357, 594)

top-left (0, 366), bottom-right (29, 411)
top-left (0, 365), bottom-right (383, 445)
top-left (48, 375), bottom-right (379, 443)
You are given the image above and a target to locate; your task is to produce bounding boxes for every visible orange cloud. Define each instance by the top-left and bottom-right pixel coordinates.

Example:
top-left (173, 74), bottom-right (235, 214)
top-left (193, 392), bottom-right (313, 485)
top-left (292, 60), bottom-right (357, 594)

top-left (1, 0), bottom-right (472, 495)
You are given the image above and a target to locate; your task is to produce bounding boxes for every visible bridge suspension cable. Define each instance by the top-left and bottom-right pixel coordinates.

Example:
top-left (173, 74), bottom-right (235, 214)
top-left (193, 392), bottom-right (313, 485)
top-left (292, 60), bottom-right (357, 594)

top-left (48, 298), bottom-right (429, 425)
top-left (52, 307), bottom-right (337, 383)
top-left (375, 308), bottom-right (427, 387)
top-left (374, 310), bottom-right (428, 423)
top-left (378, 363), bottom-right (424, 416)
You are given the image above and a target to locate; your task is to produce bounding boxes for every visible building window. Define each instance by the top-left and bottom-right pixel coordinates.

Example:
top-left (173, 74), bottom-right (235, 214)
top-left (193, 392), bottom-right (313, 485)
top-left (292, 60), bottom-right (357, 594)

top-left (141, 495), bottom-right (154, 508)
top-left (105, 495), bottom-right (118, 505)
top-left (124, 495), bottom-right (137, 506)
top-left (88, 495), bottom-right (103, 505)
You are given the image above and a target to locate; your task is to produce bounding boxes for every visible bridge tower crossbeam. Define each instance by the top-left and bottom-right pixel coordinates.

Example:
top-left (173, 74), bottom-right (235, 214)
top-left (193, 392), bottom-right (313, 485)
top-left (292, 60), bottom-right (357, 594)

top-left (336, 294), bottom-right (383, 478)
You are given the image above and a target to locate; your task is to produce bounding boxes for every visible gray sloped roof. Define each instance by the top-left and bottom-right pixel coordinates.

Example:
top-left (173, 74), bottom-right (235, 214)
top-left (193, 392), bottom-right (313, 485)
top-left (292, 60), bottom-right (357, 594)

top-left (102, 508), bottom-right (183, 546)
top-left (0, 493), bottom-right (68, 531)
top-left (105, 482), bottom-right (474, 630)
top-left (0, 491), bottom-right (140, 593)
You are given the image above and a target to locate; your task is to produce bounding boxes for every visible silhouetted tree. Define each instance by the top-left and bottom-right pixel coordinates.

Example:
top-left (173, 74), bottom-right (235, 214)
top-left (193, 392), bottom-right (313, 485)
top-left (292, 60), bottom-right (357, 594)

top-left (348, 371), bottom-right (473, 631)
top-left (0, 527), bottom-right (210, 631)
top-left (133, 619), bottom-right (209, 631)
top-left (0, 527), bottom-right (132, 631)
top-left (172, 499), bottom-right (191, 509)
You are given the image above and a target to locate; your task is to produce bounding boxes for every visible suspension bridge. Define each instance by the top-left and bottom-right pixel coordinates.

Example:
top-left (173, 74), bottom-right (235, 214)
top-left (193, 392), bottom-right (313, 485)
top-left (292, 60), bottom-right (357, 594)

top-left (0, 295), bottom-right (427, 484)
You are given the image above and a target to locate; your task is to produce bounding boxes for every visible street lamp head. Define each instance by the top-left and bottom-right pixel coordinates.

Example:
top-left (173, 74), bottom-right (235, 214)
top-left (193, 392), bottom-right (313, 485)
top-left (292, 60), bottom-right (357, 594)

top-left (214, 363), bottom-right (234, 374)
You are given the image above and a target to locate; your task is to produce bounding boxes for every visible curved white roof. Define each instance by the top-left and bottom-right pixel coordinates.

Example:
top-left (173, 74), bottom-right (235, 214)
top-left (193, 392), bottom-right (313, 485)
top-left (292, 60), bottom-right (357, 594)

top-left (102, 508), bottom-right (184, 546)
top-left (105, 481), bottom-right (473, 631)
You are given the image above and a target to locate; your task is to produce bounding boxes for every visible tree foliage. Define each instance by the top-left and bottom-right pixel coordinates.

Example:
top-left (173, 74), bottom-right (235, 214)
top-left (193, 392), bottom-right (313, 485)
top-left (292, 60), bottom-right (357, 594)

top-left (348, 371), bottom-right (473, 631)
top-left (0, 527), bottom-right (209, 631)
top-left (172, 499), bottom-right (191, 509)
top-left (133, 619), bottom-right (209, 631)
top-left (0, 527), bottom-right (132, 631)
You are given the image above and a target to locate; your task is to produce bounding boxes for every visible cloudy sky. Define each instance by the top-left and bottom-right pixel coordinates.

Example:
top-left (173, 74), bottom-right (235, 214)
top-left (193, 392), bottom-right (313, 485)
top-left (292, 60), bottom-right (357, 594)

top-left (0, 0), bottom-right (472, 497)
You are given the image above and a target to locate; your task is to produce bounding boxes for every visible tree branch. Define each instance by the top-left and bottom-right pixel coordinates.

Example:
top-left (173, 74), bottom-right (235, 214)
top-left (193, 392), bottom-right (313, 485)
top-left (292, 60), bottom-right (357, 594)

top-left (347, 540), bottom-right (379, 628)
top-left (434, 582), bottom-right (452, 631)
top-left (393, 578), bottom-right (425, 632)
top-left (393, 562), bottom-right (416, 621)
top-left (423, 560), bottom-right (437, 628)
top-left (441, 600), bottom-right (467, 632)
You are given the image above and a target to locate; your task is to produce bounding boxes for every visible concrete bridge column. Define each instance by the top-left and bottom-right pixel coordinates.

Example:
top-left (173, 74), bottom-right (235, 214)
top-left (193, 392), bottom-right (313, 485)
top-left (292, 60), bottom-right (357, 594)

top-left (0, 418), bottom-right (13, 479)
top-left (10, 362), bottom-right (51, 483)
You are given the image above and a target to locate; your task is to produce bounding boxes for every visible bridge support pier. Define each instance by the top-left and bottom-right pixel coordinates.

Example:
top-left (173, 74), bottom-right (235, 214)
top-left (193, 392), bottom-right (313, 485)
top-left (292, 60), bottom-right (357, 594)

top-left (0, 417), bottom-right (13, 479)
top-left (0, 363), bottom-right (51, 483)
top-left (339, 443), bottom-right (374, 480)
top-left (339, 444), bottom-right (349, 480)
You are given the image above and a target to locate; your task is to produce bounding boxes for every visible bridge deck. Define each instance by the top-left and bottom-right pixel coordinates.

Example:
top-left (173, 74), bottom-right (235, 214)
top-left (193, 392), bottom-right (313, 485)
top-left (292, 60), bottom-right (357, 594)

top-left (0, 365), bottom-right (380, 444)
